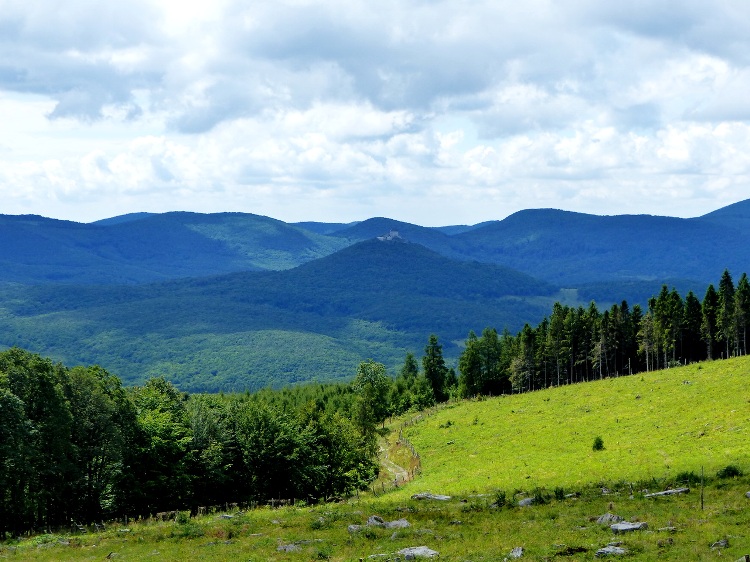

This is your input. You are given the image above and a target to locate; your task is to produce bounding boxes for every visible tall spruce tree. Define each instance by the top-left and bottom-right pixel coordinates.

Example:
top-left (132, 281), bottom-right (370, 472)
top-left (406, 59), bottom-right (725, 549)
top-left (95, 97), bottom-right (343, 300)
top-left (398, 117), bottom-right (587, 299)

top-left (423, 334), bottom-right (449, 402)
top-left (717, 270), bottom-right (736, 359)
top-left (701, 284), bottom-right (719, 360)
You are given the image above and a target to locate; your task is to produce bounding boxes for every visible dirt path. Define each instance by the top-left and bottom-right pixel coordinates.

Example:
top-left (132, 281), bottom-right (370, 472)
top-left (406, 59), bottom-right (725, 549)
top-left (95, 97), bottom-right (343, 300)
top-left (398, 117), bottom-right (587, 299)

top-left (379, 444), bottom-right (409, 482)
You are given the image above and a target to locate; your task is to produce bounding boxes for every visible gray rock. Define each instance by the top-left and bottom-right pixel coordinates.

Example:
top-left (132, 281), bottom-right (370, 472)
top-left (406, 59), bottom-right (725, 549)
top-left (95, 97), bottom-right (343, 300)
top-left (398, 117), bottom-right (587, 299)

top-left (277, 544), bottom-right (301, 552)
top-left (711, 539), bottom-right (730, 550)
top-left (508, 546), bottom-right (524, 558)
top-left (596, 545), bottom-right (627, 556)
top-left (367, 515), bottom-right (386, 527)
top-left (611, 521), bottom-right (648, 533)
top-left (384, 518), bottom-right (411, 529)
top-left (518, 497), bottom-right (534, 507)
top-left (745, 491), bottom-right (750, 499)
top-left (411, 492), bottom-right (451, 501)
top-left (596, 513), bottom-right (623, 524)
top-left (397, 546), bottom-right (440, 559)
top-left (644, 487), bottom-right (689, 498)
top-left (347, 524), bottom-right (362, 534)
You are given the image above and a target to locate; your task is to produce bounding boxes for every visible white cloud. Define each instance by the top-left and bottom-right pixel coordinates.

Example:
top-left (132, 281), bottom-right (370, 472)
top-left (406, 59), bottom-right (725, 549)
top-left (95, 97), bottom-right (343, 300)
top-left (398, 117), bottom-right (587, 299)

top-left (1, 0), bottom-right (749, 224)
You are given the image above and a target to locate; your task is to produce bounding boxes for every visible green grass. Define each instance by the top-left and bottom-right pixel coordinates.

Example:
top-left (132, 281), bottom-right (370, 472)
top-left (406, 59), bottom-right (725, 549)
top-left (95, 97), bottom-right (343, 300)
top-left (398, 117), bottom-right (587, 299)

top-left (8, 357), bottom-right (750, 560)
top-left (396, 356), bottom-right (750, 498)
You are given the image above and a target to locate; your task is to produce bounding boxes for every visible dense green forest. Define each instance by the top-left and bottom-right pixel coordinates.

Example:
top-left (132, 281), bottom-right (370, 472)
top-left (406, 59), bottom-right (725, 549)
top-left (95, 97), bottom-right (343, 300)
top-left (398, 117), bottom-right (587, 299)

top-left (455, 269), bottom-right (750, 395)
top-left (0, 340), bottom-right (451, 538)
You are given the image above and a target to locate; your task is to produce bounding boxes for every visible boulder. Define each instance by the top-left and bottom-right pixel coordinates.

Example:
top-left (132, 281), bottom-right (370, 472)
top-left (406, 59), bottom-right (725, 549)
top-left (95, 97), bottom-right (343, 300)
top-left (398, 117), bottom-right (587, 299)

top-left (611, 522), bottom-right (648, 533)
top-left (397, 546), bottom-right (439, 559)
top-left (277, 544), bottom-right (301, 552)
top-left (518, 497), bottom-right (534, 507)
top-left (595, 545), bottom-right (627, 556)
top-left (347, 524), bottom-right (362, 534)
top-left (384, 518), bottom-right (411, 529)
top-left (508, 546), bottom-right (524, 558)
top-left (367, 515), bottom-right (386, 527)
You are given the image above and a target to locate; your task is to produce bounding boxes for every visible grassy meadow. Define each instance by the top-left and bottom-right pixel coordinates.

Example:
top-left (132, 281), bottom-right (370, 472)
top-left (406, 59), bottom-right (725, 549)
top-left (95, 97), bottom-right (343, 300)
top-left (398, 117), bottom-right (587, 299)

top-left (6, 357), bottom-right (750, 561)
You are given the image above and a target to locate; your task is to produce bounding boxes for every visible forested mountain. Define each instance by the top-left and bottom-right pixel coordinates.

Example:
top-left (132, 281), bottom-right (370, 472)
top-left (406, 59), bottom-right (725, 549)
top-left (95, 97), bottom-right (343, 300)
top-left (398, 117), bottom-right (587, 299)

top-left (452, 208), bottom-right (750, 285)
top-left (0, 239), bottom-right (556, 391)
top-left (3, 201), bottom-right (748, 286)
top-left (0, 212), bottom-right (349, 283)
top-left (1, 200), bottom-right (748, 391)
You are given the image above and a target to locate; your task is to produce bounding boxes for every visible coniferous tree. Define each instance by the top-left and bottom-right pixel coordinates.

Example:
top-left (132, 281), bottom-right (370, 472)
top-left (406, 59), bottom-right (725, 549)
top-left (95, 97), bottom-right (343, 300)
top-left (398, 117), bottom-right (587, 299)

top-left (423, 334), bottom-right (449, 402)
top-left (682, 291), bottom-right (704, 363)
top-left (734, 273), bottom-right (750, 356)
top-left (701, 284), bottom-right (719, 360)
top-left (717, 269), bottom-right (736, 358)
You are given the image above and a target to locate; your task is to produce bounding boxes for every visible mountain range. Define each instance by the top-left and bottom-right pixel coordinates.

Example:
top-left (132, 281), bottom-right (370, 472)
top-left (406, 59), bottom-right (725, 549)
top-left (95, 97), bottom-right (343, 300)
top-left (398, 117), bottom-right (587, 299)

top-left (0, 199), bottom-right (748, 391)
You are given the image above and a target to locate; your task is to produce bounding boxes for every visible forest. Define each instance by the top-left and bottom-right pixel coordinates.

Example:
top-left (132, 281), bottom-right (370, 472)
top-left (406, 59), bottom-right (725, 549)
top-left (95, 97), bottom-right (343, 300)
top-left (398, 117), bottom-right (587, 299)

top-left (456, 269), bottom-right (749, 396)
top-left (1, 269), bottom-right (747, 538)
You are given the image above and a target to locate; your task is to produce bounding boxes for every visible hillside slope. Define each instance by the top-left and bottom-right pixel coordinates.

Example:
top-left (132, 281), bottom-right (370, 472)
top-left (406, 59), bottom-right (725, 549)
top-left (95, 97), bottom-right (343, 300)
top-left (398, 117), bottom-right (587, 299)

top-left (397, 356), bottom-right (750, 497)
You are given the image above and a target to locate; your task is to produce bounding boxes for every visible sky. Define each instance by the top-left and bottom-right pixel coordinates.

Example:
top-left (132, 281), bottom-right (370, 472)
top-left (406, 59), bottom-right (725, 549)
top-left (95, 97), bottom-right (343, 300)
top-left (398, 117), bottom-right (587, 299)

top-left (1, 0), bottom-right (749, 226)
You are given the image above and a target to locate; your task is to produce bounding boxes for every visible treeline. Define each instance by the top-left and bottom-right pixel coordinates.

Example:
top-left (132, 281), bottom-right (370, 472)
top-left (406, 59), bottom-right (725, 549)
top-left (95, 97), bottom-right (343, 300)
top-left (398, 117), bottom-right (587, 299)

top-left (456, 270), bottom-right (750, 396)
top-left (0, 351), bottom-right (403, 538)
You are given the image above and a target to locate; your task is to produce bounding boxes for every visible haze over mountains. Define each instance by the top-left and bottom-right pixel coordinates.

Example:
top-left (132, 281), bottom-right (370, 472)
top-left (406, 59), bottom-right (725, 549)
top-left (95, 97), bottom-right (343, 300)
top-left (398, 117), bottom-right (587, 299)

top-left (0, 199), bottom-right (748, 391)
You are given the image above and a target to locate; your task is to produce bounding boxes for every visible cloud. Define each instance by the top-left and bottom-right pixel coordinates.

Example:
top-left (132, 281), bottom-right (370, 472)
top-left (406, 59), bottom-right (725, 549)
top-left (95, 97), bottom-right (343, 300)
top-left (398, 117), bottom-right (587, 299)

top-left (1, 0), bottom-right (750, 224)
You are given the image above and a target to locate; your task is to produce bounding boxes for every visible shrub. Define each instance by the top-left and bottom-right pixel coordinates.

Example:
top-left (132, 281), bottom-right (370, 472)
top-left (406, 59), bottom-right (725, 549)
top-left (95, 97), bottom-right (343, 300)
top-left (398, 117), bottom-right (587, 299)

top-left (532, 487), bottom-right (550, 505)
top-left (494, 489), bottom-right (507, 508)
top-left (592, 436), bottom-right (605, 451)
top-left (554, 487), bottom-right (566, 501)
top-left (674, 471), bottom-right (701, 486)
top-left (717, 465), bottom-right (743, 479)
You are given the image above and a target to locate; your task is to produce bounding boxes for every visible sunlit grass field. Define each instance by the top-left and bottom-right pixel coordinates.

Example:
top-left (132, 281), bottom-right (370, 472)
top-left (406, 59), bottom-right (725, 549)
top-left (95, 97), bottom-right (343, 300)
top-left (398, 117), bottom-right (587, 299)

top-left (394, 356), bottom-right (750, 499)
top-left (7, 357), bottom-right (750, 560)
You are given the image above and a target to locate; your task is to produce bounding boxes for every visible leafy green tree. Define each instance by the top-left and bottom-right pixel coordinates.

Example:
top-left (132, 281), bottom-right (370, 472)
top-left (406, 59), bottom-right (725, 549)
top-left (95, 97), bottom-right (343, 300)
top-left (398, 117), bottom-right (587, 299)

top-left (299, 406), bottom-right (377, 501)
top-left (234, 401), bottom-right (307, 501)
top-left (129, 377), bottom-right (193, 514)
top-left (0, 388), bottom-right (31, 538)
top-left (66, 365), bottom-right (133, 522)
top-left (0, 348), bottom-right (74, 530)
top-left (352, 360), bottom-right (390, 453)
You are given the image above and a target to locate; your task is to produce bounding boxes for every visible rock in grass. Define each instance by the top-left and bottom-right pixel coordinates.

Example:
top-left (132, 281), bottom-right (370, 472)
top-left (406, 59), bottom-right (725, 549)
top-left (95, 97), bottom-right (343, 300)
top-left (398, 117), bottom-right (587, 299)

top-left (347, 524), bottom-right (362, 534)
top-left (611, 522), bottom-right (648, 533)
top-left (518, 497), bottom-right (534, 507)
top-left (277, 544), bottom-right (301, 552)
top-left (384, 518), bottom-right (411, 529)
top-left (596, 513), bottom-right (623, 524)
top-left (595, 545), bottom-right (627, 556)
top-left (711, 538), bottom-right (730, 550)
top-left (508, 546), bottom-right (524, 558)
top-left (397, 546), bottom-right (439, 559)
top-left (411, 493), bottom-right (451, 501)
top-left (367, 515), bottom-right (385, 527)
